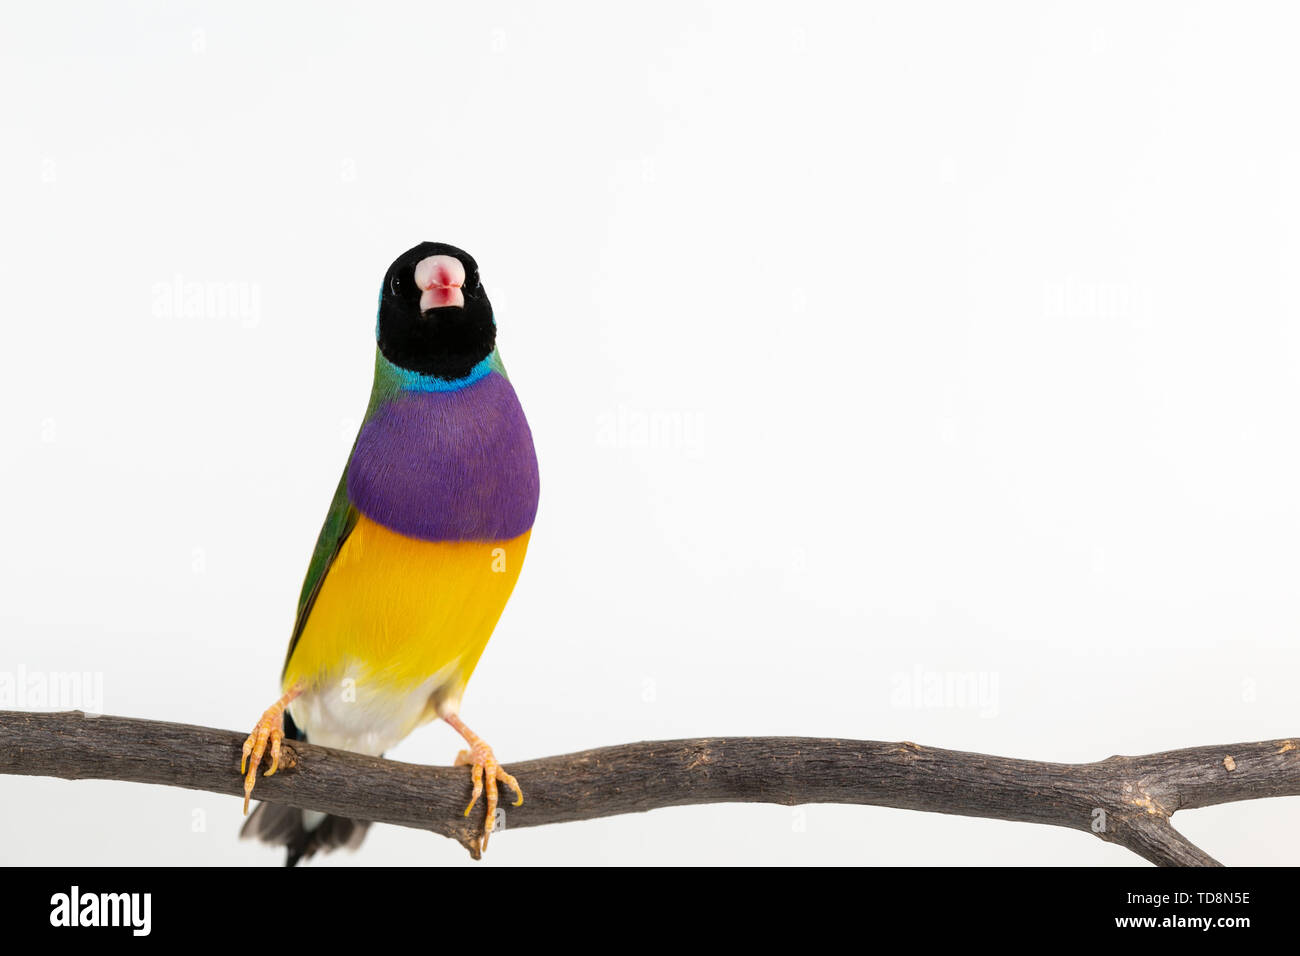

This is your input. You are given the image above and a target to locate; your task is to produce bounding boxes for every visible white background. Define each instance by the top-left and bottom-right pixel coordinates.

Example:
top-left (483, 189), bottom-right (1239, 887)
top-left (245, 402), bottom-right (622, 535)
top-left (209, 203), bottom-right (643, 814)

top-left (2, 1), bottom-right (1298, 866)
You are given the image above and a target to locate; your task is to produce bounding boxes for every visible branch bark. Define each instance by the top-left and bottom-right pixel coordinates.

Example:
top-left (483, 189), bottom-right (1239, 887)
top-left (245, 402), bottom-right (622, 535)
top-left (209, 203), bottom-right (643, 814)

top-left (2, 710), bottom-right (1296, 865)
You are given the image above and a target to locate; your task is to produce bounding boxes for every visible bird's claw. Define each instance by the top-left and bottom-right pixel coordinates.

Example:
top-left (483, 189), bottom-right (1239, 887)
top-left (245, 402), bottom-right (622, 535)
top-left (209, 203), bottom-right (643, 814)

top-left (454, 740), bottom-right (523, 853)
top-left (241, 704), bottom-right (288, 814)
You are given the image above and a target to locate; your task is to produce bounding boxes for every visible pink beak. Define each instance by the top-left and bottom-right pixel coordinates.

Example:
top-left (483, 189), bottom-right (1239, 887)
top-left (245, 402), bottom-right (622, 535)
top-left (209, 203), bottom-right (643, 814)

top-left (414, 254), bottom-right (466, 310)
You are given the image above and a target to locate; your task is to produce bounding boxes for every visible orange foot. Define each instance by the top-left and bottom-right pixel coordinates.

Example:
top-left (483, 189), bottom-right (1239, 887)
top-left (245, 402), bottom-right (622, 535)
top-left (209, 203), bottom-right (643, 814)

top-left (443, 713), bottom-right (522, 854)
top-left (240, 683), bottom-right (303, 814)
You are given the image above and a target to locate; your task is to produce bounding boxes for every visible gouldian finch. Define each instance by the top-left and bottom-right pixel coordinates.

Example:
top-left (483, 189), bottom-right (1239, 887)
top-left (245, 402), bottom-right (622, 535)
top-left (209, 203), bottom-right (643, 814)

top-left (240, 242), bottom-right (539, 865)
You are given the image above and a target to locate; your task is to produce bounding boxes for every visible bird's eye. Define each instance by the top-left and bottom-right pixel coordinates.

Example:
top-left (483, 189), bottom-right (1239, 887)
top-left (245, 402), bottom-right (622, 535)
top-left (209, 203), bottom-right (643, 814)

top-left (389, 275), bottom-right (401, 295)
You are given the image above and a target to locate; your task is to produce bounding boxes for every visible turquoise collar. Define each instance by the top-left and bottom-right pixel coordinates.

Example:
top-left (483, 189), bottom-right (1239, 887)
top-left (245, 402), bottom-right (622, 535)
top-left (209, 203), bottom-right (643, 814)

top-left (382, 354), bottom-right (493, 392)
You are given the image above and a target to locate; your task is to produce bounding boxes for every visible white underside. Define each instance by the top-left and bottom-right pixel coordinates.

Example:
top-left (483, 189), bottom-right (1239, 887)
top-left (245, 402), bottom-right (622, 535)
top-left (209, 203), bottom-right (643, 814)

top-left (288, 659), bottom-right (461, 756)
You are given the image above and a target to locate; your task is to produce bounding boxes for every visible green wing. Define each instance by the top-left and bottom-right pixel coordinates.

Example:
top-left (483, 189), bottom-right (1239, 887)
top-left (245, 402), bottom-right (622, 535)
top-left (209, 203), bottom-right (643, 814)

top-left (280, 468), bottom-right (359, 679)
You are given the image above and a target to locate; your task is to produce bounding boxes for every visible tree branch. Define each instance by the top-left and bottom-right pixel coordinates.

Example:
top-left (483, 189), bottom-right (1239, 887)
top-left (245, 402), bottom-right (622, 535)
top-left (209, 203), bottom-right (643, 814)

top-left (1, 710), bottom-right (1295, 864)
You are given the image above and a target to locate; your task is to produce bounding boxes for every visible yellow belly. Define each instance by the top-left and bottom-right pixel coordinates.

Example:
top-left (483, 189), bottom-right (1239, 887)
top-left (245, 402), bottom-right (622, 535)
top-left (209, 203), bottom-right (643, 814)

top-left (283, 513), bottom-right (531, 710)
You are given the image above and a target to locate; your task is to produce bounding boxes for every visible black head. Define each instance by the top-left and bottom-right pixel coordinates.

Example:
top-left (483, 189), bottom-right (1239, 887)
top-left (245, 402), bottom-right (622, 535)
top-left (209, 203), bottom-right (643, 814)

top-left (377, 241), bottom-right (496, 380)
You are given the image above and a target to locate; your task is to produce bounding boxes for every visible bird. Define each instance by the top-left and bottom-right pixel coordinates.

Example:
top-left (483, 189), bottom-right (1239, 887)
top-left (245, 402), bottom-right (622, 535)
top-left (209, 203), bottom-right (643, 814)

top-left (239, 241), bottom-right (539, 865)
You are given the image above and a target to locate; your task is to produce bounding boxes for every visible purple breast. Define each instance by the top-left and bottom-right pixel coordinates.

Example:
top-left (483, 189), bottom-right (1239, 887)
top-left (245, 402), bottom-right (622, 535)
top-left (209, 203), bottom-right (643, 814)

top-left (346, 373), bottom-right (540, 541)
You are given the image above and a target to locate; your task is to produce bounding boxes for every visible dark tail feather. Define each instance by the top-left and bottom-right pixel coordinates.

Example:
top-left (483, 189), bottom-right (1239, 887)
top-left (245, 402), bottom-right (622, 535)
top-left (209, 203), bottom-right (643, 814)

top-left (241, 805), bottom-right (371, 867)
top-left (238, 711), bottom-right (371, 866)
